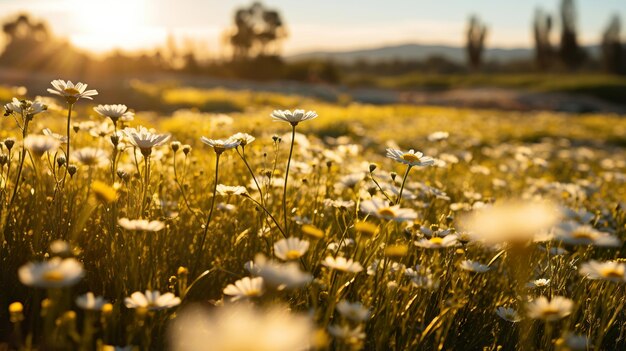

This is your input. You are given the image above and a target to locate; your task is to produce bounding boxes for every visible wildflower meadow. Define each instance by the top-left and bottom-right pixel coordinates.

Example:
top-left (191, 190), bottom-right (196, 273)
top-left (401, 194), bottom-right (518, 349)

top-left (0, 77), bottom-right (625, 351)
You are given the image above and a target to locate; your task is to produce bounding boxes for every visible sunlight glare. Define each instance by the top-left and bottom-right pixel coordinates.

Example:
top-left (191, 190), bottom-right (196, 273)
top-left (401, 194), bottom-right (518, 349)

top-left (67, 0), bottom-right (159, 53)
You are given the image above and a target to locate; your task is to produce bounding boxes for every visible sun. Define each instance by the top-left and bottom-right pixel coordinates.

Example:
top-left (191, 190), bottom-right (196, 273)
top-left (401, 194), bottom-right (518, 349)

top-left (66, 0), bottom-right (160, 53)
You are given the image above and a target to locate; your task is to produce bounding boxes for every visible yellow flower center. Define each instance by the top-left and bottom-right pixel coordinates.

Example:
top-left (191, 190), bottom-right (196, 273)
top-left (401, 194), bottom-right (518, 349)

top-left (246, 289), bottom-right (262, 297)
top-left (541, 307), bottom-right (561, 317)
top-left (402, 153), bottom-right (421, 163)
top-left (285, 250), bottom-right (302, 260)
top-left (429, 237), bottom-right (444, 245)
top-left (571, 229), bottom-right (596, 240)
top-left (63, 87), bottom-right (81, 95)
top-left (355, 222), bottom-right (378, 237)
top-left (601, 268), bottom-right (624, 279)
top-left (42, 270), bottom-right (65, 282)
top-left (302, 224), bottom-right (325, 239)
top-left (377, 207), bottom-right (397, 218)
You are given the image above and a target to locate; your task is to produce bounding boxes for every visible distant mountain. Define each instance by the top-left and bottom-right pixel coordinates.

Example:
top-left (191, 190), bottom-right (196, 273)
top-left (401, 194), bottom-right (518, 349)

top-left (287, 43), bottom-right (600, 63)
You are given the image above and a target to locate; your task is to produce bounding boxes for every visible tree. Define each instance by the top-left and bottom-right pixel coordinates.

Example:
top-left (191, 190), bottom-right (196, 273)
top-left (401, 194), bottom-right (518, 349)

top-left (559, 0), bottom-right (586, 70)
top-left (466, 15), bottom-right (487, 70)
top-left (228, 2), bottom-right (287, 60)
top-left (601, 15), bottom-right (624, 74)
top-left (533, 8), bottom-right (553, 70)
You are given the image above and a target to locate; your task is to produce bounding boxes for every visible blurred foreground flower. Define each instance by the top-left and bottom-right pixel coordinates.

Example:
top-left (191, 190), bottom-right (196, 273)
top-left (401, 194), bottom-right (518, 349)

top-left (19, 257), bottom-right (84, 288)
top-left (124, 290), bottom-right (180, 310)
top-left (323, 256), bottom-right (363, 273)
top-left (170, 303), bottom-right (314, 351)
top-left (527, 296), bottom-right (573, 321)
top-left (118, 218), bottom-right (165, 232)
top-left (24, 135), bottom-right (60, 157)
top-left (555, 222), bottom-right (621, 247)
top-left (253, 254), bottom-right (312, 290)
top-left (459, 200), bottom-right (560, 246)
top-left (273, 237), bottom-right (309, 260)
top-left (73, 147), bottom-right (109, 168)
top-left (579, 260), bottom-right (626, 282)
top-left (76, 292), bottom-right (108, 311)
top-left (336, 300), bottom-right (370, 322)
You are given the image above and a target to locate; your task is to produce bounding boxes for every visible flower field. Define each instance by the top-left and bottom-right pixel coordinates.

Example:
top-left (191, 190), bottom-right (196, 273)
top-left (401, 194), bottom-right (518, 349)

top-left (1, 80), bottom-right (626, 350)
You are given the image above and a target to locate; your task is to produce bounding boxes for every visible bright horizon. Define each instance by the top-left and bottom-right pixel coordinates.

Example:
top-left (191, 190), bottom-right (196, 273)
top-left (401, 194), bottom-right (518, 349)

top-left (0, 0), bottom-right (624, 56)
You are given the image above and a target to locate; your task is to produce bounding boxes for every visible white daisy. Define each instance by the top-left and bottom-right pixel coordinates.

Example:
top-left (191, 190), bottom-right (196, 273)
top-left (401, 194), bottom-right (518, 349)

top-left (76, 292), bottom-right (108, 311)
top-left (254, 255), bottom-right (312, 290)
top-left (216, 185), bottom-right (248, 196)
top-left (427, 131), bottom-right (449, 142)
top-left (414, 235), bottom-right (459, 249)
top-left (323, 256), bottom-right (363, 273)
top-left (124, 290), bottom-right (181, 310)
top-left (229, 132), bottom-right (256, 146)
top-left (555, 221), bottom-right (621, 247)
top-left (47, 79), bottom-right (98, 104)
top-left (72, 147), bottom-right (109, 168)
top-left (200, 137), bottom-right (240, 154)
top-left (270, 109), bottom-right (318, 126)
top-left (527, 278), bottom-right (551, 288)
top-left (118, 218), bottom-right (165, 232)
top-left (327, 324), bottom-right (366, 342)
top-left (273, 237), bottom-right (310, 260)
top-left (386, 148), bottom-right (435, 167)
top-left (18, 257), bottom-right (84, 288)
top-left (527, 296), bottom-right (573, 321)
top-left (4, 98), bottom-right (46, 117)
top-left (124, 126), bottom-right (170, 156)
top-left (170, 303), bottom-right (314, 351)
top-left (223, 276), bottom-right (264, 301)
top-left (360, 198), bottom-right (417, 222)
top-left (24, 135), bottom-right (60, 157)
top-left (93, 104), bottom-right (134, 124)
top-left (495, 306), bottom-right (522, 322)
top-left (579, 260), bottom-right (626, 282)
top-left (459, 260), bottom-right (490, 273)
top-left (459, 200), bottom-right (560, 246)
top-left (336, 300), bottom-right (370, 322)
top-left (42, 128), bottom-right (67, 143)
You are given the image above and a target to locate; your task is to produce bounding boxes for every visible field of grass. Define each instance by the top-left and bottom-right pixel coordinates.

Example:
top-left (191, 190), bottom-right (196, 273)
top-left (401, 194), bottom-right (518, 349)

top-left (0, 80), bottom-right (626, 350)
top-left (346, 73), bottom-right (626, 104)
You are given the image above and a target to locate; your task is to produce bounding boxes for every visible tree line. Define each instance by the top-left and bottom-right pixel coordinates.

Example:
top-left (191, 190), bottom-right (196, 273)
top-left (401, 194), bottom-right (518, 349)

top-left (0, 0), bottom-right (623, 83)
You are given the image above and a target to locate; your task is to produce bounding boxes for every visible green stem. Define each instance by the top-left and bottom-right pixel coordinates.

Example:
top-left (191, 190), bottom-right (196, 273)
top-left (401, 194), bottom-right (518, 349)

top-left (283, 125), bottom-right (296, 236)
top-left (236, 147), bottom-right (265, 205)
top-left (193, 153), bottom-right (220, 276)
top-left (141, 155), bottom-right (150, 216)
top-left (243, 194), bottom-right (286, 238)
top-left (395, 165), bottom-right (412, 205)
top-left (8, 117), bottom-right (29, 208)
top-left (61, 103), bottom-right (74, 187)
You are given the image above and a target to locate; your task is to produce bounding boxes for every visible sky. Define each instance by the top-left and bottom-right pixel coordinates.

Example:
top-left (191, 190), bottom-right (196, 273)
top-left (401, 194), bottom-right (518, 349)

top-left (0, 0), bottom-right (624, 55)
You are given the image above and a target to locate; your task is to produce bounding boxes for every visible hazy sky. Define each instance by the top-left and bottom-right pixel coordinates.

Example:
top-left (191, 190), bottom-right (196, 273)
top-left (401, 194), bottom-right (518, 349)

top-left (0, 0), bottom-right (624, 55)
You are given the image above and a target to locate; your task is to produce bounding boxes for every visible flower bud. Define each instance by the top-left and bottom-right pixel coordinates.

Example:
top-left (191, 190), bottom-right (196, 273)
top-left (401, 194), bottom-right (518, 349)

top-left (67, 164), bottom-right (78, 177)
top-left (170, 141), bottom-right (181, 152)
top-left (4, 138), bottom-right (15, 150)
